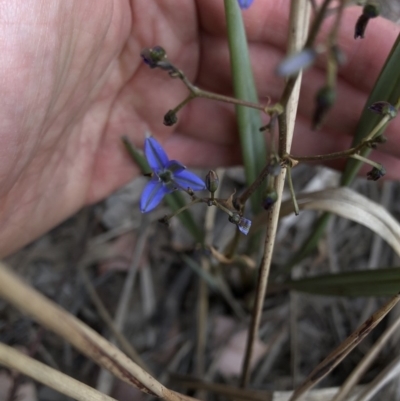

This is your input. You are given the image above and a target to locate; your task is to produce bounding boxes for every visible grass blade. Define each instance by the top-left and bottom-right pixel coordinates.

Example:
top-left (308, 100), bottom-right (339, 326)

top-left (224, 0), bottom-right (266, 213)
top-left (342, 33), bottom-right (400, 185)
top-left (284, 267), bottom-right (400, 297)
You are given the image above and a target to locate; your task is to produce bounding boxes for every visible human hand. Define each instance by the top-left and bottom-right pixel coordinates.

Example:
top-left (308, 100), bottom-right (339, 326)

top-left (0, 0), bottom-right (398, 256)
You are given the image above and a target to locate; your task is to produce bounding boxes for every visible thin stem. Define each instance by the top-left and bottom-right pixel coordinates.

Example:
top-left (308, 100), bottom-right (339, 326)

top-left (286, 165), bottom-right (299, 215)
top-left (178, 70), bottom-right (267, 111)
top-left (305, 0), bottom-right (333, 48)
top-left (288, 141), bottom-right (366, 162)
top-left (164, 198), bottom-right (202, 220)
top-left (240, 0), bottom-right (310, 388)
top-left (278, 0), bottom-right (332, 157)
top-left (365, 114), bottom-right (392, 141)
top-left (214, 201), bottom-right (235, 217)
top-left (350, 153), bottom-right (383, 170)
top-left (172, 94), bottom-right (196, 114)
top-left (238, 161), bottom-right (275, 208)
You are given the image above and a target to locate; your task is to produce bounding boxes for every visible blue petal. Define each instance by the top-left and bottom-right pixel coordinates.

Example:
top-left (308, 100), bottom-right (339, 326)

top-left (166, 160), bottom-right (186, 174)
top-left (238, 0), bottom-right (254, 9)
top-left (276, 48), bottom-right (317, 77)
top-left (145, 137), bottom-right (169, 172)
top-left (140, 179), bottom-right (170, 213)
top-left (173, 169), bottom-right (206, 192)
top-left (237, 217), bottom-right (252, 235)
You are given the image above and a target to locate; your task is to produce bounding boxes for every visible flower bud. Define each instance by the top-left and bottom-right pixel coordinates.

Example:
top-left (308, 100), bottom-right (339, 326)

top-left (262, 190), bottom-right (278, 211)
top-left (229, 213), bottom-right (241, 225)
top-left (163, 110), bottom-right (178, 126)
top-left (363, 3), bottom-right (380, 18)
top-left (368, 101), bottom-right (397, 119)
top-left (355, 3), bottom-right (380, 39)
top-left (141, 46), bottom-right (167, 68)
top-left (140, 46), bottom-right (174, 72)
top-left (205, 170), bottom-right (219, 194)
top-left (367, 165), bottom-right (385, 181)
top-left (312, 86), bottom-right (336, 129)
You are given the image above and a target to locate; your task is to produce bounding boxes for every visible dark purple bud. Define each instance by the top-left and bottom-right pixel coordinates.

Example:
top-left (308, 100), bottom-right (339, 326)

top-left (363, 3), bottom-right (380, 18)
top-left (355, 3), bottom-right (380, 39)
top-left (262, 190), bottom-right (278, 211)
top-left (163, 110), bottom-right (178, 126)
top-left (205, 170), bottom-right (219, 194)
top-left (369, 101), bottom-right (397, 118)
top-left (367, 165), bottom-right (385, 181)
top-left (312, 86), bottom-right (336, 129)
top-left (158, 216), bottom-right (170, 226)
top-left (355, 14), bottom-right (369, 39)
top-left (140, 46), bottom-right (174, 72)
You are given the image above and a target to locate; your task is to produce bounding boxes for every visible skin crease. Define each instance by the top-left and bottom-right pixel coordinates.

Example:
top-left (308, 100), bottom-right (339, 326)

top-left (0, 0), bottom-right (398, 257)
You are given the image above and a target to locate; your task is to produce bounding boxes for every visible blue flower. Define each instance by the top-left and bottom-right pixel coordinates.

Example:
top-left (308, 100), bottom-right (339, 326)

top-left (237, 217), bottom-right (252, 235)
top-left (238, 0), bottom-right (254, 9)
top-left (140, 137), bottom-right (206, 213)
top-left (229, 213), bottom-right (252, 235)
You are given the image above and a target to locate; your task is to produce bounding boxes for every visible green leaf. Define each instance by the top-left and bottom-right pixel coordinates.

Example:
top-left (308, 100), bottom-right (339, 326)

top-left (224, 0), bottom-right (267, 214)
top-left (341, 33), bottom-right (400, 185)
top-left (284, 268), bottom-right (400, 297)
top-left (122, 137), bottom-right (204, 243)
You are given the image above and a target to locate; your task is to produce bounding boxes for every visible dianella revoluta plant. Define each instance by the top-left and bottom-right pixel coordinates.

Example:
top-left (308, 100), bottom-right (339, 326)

top-left (123, 0), bottom-right (400, 395)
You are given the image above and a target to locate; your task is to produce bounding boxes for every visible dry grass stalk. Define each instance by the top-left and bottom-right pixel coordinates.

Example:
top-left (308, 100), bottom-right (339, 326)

top-left (240, 0), bottom-right (311, 387)
top-left (96, 223), bottom-right (150, 393)
top-left (171, 373), bottom-right (272, 401)
top-left (277, 188), bottom-right (400, 258)
top-left (0, 343), bottom-right (117, 401)
top-left (354, 354), bottom-right (400, 401)
top-left (288, 293), bottom-right (400, 401)
top-left (0, 262), bottom-right (198, 401)
top-left (80, 268), bottom-right (151, 373)
top-left (331, 313), bottom-right (400, 401)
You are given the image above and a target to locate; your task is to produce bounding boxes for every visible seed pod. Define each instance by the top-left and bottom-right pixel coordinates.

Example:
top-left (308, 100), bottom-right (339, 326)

top-left (205, 170), bottom-right (219, 194)
top-left (355, 3), bottom-right (380, 39)
top-left (163, 110), bottom-right (178, 126)
top-left (140, 46), bottom-right (167, 68)
top-left (369, 101), bottom-right (397, 119)
top-left (262, 190), bottom-right (278, 211)
top-left (367, 165), bottom-right (385, 181)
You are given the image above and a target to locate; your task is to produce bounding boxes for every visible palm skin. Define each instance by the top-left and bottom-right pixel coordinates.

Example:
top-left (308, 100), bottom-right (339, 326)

top-left (0, 0), bottom-right (398, 256)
